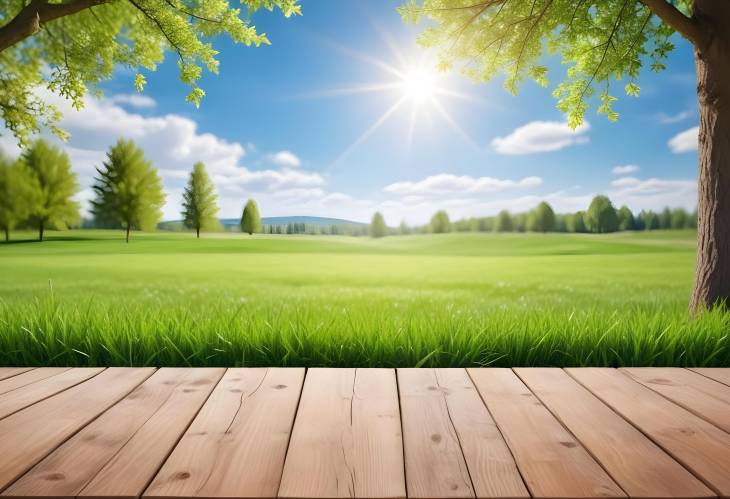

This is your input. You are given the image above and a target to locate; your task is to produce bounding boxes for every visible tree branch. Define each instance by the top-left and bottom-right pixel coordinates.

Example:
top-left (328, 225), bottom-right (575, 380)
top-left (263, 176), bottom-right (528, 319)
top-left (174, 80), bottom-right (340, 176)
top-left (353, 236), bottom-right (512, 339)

top-left (0, 0), bottom-right (111, 52)
top-left (640, 0), bottom-right (706, 47)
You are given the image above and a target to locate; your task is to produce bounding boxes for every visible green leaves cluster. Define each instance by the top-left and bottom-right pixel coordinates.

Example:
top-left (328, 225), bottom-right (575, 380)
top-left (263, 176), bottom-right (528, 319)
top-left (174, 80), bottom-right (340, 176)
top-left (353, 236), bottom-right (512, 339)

top-left (0, 0), bottom-right (301, 145)
top-left (399, 0), bottom-right (690, 127)
top-left (91, 138), bottom-right (165, 241)
top-left (182, 161), bottom-right (220, 237)
top-left (430, 210), bottom-right (451, 233)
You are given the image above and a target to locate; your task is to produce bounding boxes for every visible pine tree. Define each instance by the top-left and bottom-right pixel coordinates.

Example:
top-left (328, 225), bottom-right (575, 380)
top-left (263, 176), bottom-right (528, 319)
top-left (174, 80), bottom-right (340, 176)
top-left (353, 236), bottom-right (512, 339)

top-left (182, 162), bottom-right (220, 238)
top-left (91, 139), bottom-right (166, 243)
top-left (240, 199), bottom-right (261, 235)
top-left (22, 139), bottom-right (79, 241)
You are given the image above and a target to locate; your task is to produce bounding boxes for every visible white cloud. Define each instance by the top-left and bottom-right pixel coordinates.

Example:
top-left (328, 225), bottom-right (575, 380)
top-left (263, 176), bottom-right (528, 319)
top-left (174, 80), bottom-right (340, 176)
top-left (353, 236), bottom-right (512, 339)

top-left (611, 164), bottom-right (640, 175)
top-left (609, 176), bottom-right (696, 210)
top-left (668, 126), bottom-right (699, 153)
top-left (657, 110), bottom-right (692, 124)
top-left (270, 150), bottom-right (302, 168)
top-left (384, 174), bottom-right (542, 196)
top-left (108, 94), bottom-right (157, 109)
top-left (491, 120), bottom-right (590, 155)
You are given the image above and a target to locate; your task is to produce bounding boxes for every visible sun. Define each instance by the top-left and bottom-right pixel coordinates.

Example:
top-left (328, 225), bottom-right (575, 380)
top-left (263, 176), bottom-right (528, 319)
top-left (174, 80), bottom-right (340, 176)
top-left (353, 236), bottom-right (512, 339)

top-left (400, 67), bottom-right (438, 102)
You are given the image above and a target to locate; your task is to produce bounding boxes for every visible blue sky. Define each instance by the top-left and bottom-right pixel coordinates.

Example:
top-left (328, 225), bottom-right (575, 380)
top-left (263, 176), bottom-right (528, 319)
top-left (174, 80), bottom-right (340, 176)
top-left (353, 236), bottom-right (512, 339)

top-left (4, 0), bottom-right (701, 224)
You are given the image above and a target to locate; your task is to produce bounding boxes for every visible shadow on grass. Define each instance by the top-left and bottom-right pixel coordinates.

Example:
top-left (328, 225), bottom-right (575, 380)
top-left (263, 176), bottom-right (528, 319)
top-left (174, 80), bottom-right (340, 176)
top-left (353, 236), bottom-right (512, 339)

top-left (2, 236), bottom-right (98, 244)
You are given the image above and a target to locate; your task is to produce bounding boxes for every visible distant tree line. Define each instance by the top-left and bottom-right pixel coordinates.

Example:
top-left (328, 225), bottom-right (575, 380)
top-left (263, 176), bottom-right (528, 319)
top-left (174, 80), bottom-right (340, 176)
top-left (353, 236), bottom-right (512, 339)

top-left (0, 138), bottom-right (260, 242)
top-left (368, 195), bottom-right (697, 238)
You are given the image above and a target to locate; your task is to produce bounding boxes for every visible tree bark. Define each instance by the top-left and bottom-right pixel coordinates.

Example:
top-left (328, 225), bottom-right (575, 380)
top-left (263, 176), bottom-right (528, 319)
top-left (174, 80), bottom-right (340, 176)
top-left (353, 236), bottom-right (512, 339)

top-left (39, 220), bottom-right (44, 242)
top-left (689, 0), bottom-right (730, 312)
top-left (0, 0), bottom-right (110, 53)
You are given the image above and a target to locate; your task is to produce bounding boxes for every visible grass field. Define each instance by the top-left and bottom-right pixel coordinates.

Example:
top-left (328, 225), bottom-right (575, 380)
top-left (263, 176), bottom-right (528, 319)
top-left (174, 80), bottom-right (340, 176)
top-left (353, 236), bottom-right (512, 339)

top-left (1, 229), bottom-right (728, 367)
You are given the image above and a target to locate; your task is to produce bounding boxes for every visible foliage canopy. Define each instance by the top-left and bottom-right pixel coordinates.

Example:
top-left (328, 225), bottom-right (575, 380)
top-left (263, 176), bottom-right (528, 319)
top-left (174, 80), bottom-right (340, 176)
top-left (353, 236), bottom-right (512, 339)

top-left (0, 0), bottom-right (301, 145)
top-left (399, 0), bottom-right (691, 128)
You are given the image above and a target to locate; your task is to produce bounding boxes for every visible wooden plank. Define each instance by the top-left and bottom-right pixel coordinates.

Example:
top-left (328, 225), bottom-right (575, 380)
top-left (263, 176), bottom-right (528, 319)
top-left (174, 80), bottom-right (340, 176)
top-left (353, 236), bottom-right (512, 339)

top-left (0, 368), bottom-right (70, 396)
top-left (516, 368), bottom-right (713, 499)
top-left (144, 368), bottom-right (304, 499)
top-left (0, 368), bottom-right (105, 420)
top-left (3, 368), bottom-right (223, 499)
top-left (0, 368), bottom-right (34, 381)
top-left (568, 368), bottom-right (730, 497)
top-left (0, 367), bottom-right (154, 492)
top-left (623, 368), bottom-right (730, 433)
top-left (398, 368), bottom-right (528, 499)
top-left (467, 368), bottom-right (625, 499)
top-left (279, 368), bottom-right (406, 499)
top-left (689, 368), bottom-right (730, 388)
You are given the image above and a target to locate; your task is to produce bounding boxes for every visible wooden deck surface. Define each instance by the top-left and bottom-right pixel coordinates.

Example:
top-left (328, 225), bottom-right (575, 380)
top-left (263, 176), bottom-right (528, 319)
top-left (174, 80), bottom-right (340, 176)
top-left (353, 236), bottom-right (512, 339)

top-left (0, 367), bottom-right (728, 499)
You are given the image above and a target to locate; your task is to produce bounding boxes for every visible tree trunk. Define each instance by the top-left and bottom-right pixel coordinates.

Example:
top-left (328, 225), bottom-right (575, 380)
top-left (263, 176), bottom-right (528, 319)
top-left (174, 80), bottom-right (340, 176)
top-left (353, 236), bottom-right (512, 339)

top-left (689, 0), bottom-right (730, 312)
top-left (126, 224), bottom-right (131, 243)
top-left (4, 227), bottom-right (8, 242)
top-left (39, 220), bottom-right (44, 242)
top-left (196, 226), bottom-right (200, 238)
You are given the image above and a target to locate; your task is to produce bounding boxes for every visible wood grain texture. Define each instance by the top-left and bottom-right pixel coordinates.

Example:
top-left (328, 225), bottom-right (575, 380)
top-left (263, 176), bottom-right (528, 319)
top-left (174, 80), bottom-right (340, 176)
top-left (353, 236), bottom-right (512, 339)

top-left (568, 368), bottom-right (730, 497)
top-left (144, 368), bottom-right (304, 499)
top-left (622, 368), bottom-right (730, 433)
top-left (398, 368), bottom-right (473, 499)
top-left (467, 368), bottom-right (625, 499)
top-left (279, 368), bottom-right (406, 499)
top-left (516, 368), bottom-right (713, 499)
top-left (0, 368), bottom-right (34, 381)
top-left (0, 368), bottom-right (105, 420)
top-left (0, 368), bottom-right (154, 492)
top-left (0, 368), bottom-right (70, 396)
top-left (3, 368), bottom-right (223, 499)
top-left (399, 369), bottom-right (528, 499)
top-left (690, 368), bottom-right (730, 387)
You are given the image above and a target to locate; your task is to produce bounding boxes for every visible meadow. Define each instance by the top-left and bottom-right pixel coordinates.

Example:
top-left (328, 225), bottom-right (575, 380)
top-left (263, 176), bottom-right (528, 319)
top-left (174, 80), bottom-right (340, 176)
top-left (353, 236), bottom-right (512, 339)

top-left (0, 229), bottom-right (728, 367)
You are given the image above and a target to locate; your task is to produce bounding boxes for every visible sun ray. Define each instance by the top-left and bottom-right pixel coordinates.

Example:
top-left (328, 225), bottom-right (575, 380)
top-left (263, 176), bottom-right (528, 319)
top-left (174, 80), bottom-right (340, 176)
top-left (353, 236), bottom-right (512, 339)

top-left (329, 96), bottom-right (408, 169)
top-left (430, 97), bottom-right (482, 151)
top-left (287, 82), bottom-right (404, 100)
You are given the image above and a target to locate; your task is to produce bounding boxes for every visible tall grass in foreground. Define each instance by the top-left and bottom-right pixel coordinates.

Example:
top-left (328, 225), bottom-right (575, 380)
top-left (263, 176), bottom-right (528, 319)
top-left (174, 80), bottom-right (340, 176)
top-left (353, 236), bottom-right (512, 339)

top-left (1, 295), bottom-right (727, 367)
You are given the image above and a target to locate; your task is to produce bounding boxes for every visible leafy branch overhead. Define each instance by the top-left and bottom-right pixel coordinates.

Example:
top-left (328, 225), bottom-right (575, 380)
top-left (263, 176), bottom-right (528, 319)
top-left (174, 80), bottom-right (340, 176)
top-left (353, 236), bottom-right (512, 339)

top-left (0, 0), bottom-right (301, 144)
top-left (399, 0), bottom-right (693, 128)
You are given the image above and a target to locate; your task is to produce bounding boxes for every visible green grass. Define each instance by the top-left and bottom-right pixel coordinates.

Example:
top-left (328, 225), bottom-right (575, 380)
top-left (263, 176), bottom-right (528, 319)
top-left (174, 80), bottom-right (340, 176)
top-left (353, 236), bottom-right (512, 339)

top-left (1, 229), bottom-right (727, 367)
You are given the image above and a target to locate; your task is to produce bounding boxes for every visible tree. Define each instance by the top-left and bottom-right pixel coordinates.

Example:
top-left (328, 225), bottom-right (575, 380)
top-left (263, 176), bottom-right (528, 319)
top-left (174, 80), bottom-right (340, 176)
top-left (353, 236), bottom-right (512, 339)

top-left (430, 210), bottom-right (451, 233)
top-left (585, 195), bottom-right (619, 234)
top-left (399, 220), bottom-right (411, 235)
top-left (640, 210), bottom-right (661, 230)
top-left (671, 208), bottom-right (689, 229)
top-left (0, 150), bottom-right (31, 241)
top-left (370, 212), bottom-right (387, 238)
top-left (618, 205), bottom-right (637, 231)
top-left (494, 210), bottom-right (513, 232)
top-left (659, 207), bottom-right (673, 229)
top-left (0, 1), bottom-right (301, 145)
top-left (566, 211), bottom-right (588, 233)
top-left (22, 139), bottom-right (79, 241)
top-left (400, 1), bottom-right (729, 310)
top-left (528, 202), bottom-right (556, 233)
top-left (182, 162), bottom-right (219, 238)
top-left (240, 199), bottom-right (261, 235)
top-left (91, 139), bottom-right (165, 242)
